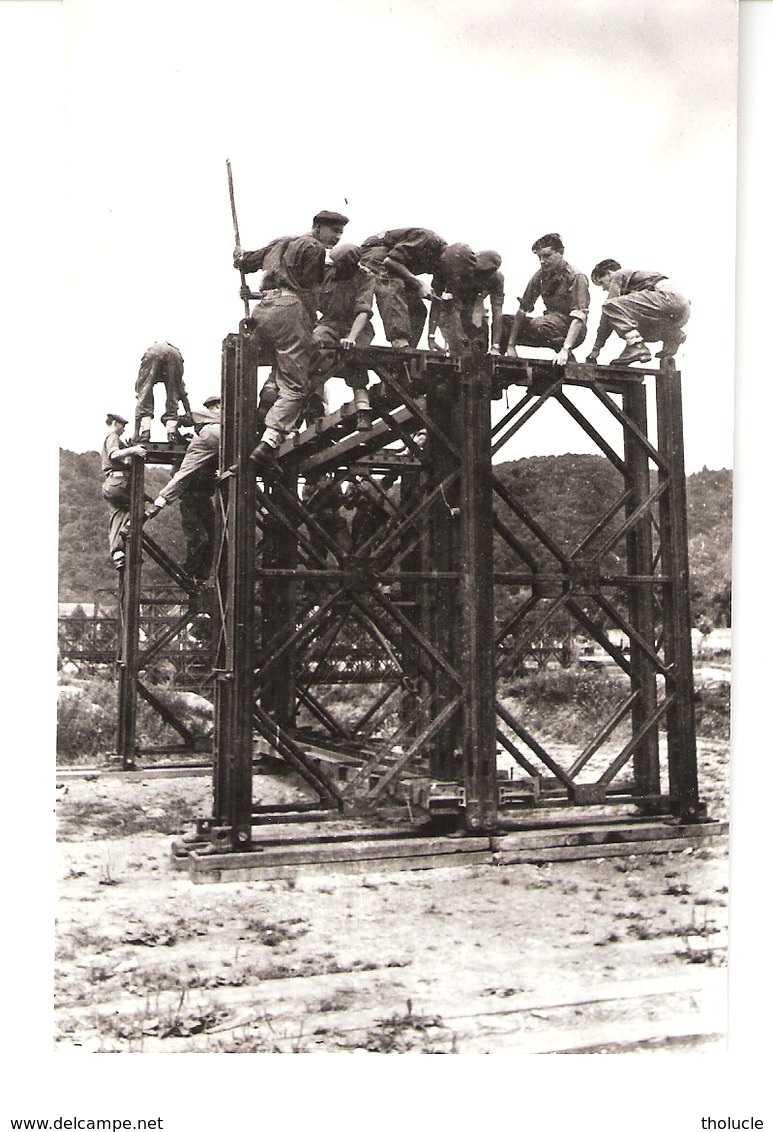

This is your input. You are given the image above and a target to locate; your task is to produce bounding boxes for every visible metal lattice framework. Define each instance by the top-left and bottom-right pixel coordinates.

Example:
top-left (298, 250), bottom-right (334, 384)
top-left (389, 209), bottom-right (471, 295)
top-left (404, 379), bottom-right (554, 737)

top-left (197, 325), bottom-right (700, 853)
top-left (114, 445), bottom-right (217, 768)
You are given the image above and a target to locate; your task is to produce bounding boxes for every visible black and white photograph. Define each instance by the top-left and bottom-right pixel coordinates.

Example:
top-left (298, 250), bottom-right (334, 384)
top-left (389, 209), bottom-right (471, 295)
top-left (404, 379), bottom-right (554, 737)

top-left (3, 0), bottom-right (771, 1120)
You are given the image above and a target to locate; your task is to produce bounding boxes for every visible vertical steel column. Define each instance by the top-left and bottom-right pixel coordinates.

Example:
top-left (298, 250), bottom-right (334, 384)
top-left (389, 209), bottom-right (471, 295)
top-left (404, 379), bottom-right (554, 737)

top-left (424, 376), bottom-right (461, 780)
top-left (655, 360), bottom-right (700, 819)
top-left (209, 335), bottom-right (238, 696)
top-left (266, 463), bottom-right (300, 728)
top-left (116, 454), bottom-right (146, 770)
top-left (211, 328), bottom-right (256, 847)
top-left (397, 462), bottom-right (423, 738)
top-left (459, 353), bottom-right (498, 830)
top-left (622, 381), bottom-right (661, 800)
top-left (258, 476), bottom-right (296, 724)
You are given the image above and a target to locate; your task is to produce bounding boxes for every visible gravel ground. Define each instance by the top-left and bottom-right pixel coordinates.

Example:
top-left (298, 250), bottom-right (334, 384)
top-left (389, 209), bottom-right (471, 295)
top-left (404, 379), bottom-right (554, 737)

top-left (54, 736), bottom-right (729, 1054)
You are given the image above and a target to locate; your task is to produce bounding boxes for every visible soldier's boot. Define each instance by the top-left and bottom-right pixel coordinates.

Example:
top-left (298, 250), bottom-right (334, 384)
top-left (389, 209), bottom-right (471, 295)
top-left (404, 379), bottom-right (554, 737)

top-left (250, 426), bottom-right (282, 473)
top-left (165, 416), bottom-right (187, 443)
top-left (656, 329), bottom-right (687, 359)
top-left (304, 393), bottom-right (325, 428)
top-left (250, 441), bottom-right (279, 474)
top-left (613, 331), bottom-right (652, 367)
top-left (352, 387), bottom-right (372, 431)
top-left (134, 415), bottom-right (152, 443)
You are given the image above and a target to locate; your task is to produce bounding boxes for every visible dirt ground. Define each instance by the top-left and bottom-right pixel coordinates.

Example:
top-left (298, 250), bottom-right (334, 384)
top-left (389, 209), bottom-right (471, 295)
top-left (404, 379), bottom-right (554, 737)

top-left (54, 732), bottom-right (729, 1055)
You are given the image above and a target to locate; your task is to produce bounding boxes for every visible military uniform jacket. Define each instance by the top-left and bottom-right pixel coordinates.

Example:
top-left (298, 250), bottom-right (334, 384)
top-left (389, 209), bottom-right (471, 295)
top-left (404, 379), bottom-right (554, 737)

top-left (318, 264), bottom-right (375, 335)
top-left (360, 228), bottom-right (448, 277)
top-left (608, 268), bottom-right (668, 298)
top-left (101, 431), bottom-right (130, 477)
top-left (159, 419), bottom-right (221, 505)
top-left (240, 234), bottom-right (326, 317)
top-left (520, 260), bottom-right (590, 323)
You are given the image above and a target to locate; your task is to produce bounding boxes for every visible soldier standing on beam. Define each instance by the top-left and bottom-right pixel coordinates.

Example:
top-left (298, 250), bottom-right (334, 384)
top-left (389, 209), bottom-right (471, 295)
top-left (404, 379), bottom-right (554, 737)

top-left (133, 341), bottom-right (192, 442)
top-left (233, 209), bottom-right (349, 467)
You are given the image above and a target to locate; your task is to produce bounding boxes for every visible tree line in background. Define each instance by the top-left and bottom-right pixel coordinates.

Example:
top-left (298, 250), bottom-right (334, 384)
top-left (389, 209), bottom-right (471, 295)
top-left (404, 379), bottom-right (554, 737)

top-left (58, 449), bottom-right (732, 631)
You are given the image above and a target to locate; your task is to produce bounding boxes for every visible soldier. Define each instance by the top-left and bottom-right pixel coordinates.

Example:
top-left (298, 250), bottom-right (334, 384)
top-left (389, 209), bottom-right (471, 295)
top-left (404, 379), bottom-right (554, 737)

top-left (428, 248), bottom-right (505, 355)
top-left (585, 259), bottom-right (691, 365)
top-left (345, 472), bottom-right (400, 553)
top-left (359, 228), bottom-right (477, 348)
top-left (134, 341), bottom-right (191, 441)
top-left (233, 209), bottom-right (349, 466)
top-left (100, 412), bottom-right (146, 571)
top-left (144, 395), bottom-right (221, 589)
top-left (302, 472), bottom-right (350, 564)
top-left (310, 242), bottom-right (376, 430)
top-left (504, 233), bottom-right (590, 365)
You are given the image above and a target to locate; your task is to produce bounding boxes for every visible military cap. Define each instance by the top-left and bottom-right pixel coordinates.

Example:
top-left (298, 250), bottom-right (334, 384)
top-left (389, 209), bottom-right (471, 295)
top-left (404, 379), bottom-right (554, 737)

top-left (330, 243), bottom-right (362, 270)
top-left (591, 259), bottom-right (621, 284)
top-left (313, 209), bottom-right (349, 226)
top-left (203, 394), bottom-right (221, 407)
top-left (532, 232), bottom-right (564, 254)
top-left (439, 242), bottom-right (477, 276)
top-left (475, 250), bottom-right (502, 272)
top-left (106, 412), bottom-right (129, 425)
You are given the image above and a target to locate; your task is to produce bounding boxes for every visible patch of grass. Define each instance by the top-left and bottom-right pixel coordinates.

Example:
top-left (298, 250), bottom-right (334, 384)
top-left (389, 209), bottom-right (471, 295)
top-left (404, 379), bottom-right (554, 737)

top-left (89, 987), bottom-right (231, 1043)
top-left (316, 989), bottom-right (359, 1014)
top-left (499, 667), bottom-right (730, 744)
top-left (594, 931), bottom-right (622, 947)
top-left (121, 917), bottom-right (210, 948)
top-left (624, 922), bottom-right (680, 941)
top-left (56, 791), bottom-right (205, 840)
top-left (673, 911), bottom-right (726, 967)
top-left (693, 682), bottom-right (731, 741)
top-left (238, 916), bottom-right (308, 947)
top-left (500, 670), bottom-right (627, 745)
top-left (348, 1003), bottom-right (457, 1054)
top-left (664, 882), bottom-right (692, 896)
top-left (55, 925), bottom-right (120, 959)
top-left (57, 675), bottom-right (212, 765)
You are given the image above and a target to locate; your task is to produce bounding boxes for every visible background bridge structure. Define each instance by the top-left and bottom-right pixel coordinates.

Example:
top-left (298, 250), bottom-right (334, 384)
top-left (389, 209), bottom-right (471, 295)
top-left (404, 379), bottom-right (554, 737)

top-left (160, 322), bottom-right (722, 877)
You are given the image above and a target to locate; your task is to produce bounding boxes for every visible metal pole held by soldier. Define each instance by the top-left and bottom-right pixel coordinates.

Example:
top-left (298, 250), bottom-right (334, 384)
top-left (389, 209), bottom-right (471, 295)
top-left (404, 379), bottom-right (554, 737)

top-left (227, 158), bottom-right (251, 318)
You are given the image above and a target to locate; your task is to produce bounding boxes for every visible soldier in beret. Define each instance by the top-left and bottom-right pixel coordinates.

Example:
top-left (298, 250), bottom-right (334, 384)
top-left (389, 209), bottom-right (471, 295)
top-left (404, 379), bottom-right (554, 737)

top-left (100, 412), bottom-right (146, 571)
top-left (234, 210), bottom-right (349, 466)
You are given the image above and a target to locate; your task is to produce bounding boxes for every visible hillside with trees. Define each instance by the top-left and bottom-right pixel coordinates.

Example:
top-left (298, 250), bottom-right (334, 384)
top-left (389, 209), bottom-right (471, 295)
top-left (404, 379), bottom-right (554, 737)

top-left (58, 449), bottom-right (187, 601)
top-left (58, 450), bottom-right (732, 628)
top-left (684, 467), bottom-right (732, 628)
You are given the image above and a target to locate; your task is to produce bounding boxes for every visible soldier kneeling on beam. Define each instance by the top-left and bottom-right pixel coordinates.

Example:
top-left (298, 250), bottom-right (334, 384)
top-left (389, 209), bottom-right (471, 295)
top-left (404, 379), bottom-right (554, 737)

top-left (585, 260), bottom-right (691, 366)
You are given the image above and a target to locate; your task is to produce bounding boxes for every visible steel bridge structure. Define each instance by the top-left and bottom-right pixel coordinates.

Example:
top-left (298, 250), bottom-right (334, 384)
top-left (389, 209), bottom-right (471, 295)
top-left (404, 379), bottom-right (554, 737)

top-left (106, 320), bottom-right (725, 874)
top-left (163, 320), bottom-right (716, 869)
top-left (110, 443), bottom-right (217, 767)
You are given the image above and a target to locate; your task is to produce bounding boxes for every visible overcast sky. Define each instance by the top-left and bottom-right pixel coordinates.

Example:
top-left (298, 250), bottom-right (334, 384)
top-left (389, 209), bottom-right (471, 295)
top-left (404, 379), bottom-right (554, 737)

top-left (49, 0), bottom-right (740, 470)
